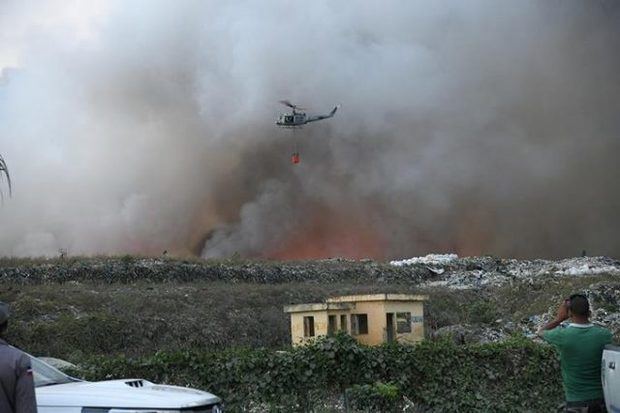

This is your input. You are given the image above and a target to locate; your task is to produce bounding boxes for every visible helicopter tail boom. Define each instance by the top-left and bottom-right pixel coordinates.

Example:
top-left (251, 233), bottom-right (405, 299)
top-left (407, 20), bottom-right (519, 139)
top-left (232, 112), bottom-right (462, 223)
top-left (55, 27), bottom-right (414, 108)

top-left (305, 105), bottom-right (339, 124)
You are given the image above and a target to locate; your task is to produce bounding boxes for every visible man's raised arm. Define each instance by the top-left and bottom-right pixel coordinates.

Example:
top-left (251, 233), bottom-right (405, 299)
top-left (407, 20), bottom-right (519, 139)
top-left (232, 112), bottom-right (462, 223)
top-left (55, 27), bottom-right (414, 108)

top-left (537, 299), bottom-right (569, 338)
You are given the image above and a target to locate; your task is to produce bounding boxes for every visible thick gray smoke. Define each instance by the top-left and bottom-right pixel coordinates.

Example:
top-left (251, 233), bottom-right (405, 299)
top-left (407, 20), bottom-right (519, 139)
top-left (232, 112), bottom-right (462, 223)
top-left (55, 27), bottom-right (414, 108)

top-left (0, 0), bottom-right (619, 259)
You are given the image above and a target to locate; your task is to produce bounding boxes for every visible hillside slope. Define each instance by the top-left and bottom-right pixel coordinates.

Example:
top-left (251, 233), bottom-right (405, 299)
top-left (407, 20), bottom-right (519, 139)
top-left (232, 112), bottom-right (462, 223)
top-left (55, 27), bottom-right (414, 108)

top-left (0, 255), bottom-right (618, 358)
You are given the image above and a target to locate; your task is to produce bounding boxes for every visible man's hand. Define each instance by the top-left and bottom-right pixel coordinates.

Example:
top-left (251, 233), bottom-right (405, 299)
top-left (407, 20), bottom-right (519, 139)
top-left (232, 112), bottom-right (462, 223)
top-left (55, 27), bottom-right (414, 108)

top-left (536, 299), bottom-right (570, 338)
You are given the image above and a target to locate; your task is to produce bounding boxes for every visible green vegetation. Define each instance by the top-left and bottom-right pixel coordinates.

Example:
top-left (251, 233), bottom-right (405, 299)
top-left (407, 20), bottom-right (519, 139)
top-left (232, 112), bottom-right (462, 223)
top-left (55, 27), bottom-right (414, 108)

top-left (3, 274), bottom-right (619, 358)
top-left (68, 333), bottom-right (563, 412)
top-left (1, 256), bottom-right (618, 411)
top-left (5, 281), bottom-right (389, 357)
top-left (346, 381), bottom-right (402, 412)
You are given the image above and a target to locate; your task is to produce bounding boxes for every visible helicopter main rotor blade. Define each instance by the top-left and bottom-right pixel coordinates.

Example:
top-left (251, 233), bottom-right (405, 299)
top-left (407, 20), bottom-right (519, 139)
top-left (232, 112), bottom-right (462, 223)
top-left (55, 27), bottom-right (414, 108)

top-left (279, 100), bottom-right (306, 111)
top-left (0, 155), bottom-right (11, 197)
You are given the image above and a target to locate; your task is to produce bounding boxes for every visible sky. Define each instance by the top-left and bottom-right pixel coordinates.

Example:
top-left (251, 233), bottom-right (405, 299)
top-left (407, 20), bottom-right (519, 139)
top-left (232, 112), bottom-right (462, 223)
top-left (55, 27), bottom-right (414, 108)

top-left (0, 0), bottom-right (619, 260)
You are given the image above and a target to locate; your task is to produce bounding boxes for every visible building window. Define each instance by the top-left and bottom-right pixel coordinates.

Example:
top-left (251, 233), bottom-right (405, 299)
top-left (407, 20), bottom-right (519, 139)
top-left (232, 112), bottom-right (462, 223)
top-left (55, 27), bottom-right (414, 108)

top-left (303, 316), bottom-right (315, 337)
top-left (351, 314), bottom-right (368, 335)
top-left (340, 314), bottom-right (348, 332)
top-left (396, 312), bottom-right (412, 333)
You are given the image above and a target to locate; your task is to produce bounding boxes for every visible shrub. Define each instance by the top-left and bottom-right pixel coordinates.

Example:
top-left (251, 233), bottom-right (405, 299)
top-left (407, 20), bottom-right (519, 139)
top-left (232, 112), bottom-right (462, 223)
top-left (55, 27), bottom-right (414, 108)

top-left (468, 299), bottom-right (499, 324)
top-left (69, 334), bottom-right (563, 412)
top-left (346, 381), bottom-right (402, 412)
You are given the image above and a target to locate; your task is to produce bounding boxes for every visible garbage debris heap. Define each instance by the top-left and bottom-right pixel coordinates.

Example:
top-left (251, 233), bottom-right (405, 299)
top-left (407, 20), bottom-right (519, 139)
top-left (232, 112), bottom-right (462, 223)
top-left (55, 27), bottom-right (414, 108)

top-left (391, 254), bottom-right (620, 289)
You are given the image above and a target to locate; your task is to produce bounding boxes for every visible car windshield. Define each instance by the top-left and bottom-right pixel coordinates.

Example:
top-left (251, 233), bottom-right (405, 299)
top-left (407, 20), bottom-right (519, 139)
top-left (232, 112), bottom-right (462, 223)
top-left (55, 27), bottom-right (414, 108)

top-left (29, 356), bottom-right (77, 387)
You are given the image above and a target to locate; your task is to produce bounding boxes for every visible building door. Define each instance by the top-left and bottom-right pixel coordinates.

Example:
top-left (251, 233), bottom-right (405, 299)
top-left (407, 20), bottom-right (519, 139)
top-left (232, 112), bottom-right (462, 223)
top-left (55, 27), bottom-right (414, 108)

top-left (386, 313), bottom-right (395, 343)
top-left (328, 315), bottom-right (337, 336)
top-left (340, 314), bottom-right (348, 332)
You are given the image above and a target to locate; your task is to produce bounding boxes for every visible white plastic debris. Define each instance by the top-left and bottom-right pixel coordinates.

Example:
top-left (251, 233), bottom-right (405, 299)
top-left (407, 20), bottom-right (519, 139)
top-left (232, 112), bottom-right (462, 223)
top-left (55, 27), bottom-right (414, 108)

top-left (390, 253), bottom-right (458, 267)
top-left (556, 264), bottom-right (620, 276)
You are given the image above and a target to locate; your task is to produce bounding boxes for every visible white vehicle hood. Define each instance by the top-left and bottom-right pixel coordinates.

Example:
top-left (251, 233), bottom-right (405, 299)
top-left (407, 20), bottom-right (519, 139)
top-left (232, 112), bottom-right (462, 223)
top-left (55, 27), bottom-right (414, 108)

top-left (36, 379), bottom-right (221, 409)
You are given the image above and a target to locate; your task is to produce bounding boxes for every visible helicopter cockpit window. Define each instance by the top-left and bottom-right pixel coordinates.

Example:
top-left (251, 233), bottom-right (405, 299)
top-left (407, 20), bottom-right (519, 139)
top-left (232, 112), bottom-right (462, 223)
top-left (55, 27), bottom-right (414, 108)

top-left (286, 116), bottom-right (293, 123)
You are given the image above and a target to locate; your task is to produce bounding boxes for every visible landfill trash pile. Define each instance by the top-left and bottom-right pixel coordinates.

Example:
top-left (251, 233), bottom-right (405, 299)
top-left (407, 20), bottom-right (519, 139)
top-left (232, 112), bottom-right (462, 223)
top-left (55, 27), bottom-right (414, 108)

top-left (0, 255), bottom-right (618, 287)
top-left (433, 323), bottom-right (512, 344)
top-left (390, 254), bottom-right (620, 289)
top-left (579, 283), bottom-right (620, 336)
top-left (391, 254), bottom-right (620, 343)
top-left (0, 256), bottom-right (432, 285)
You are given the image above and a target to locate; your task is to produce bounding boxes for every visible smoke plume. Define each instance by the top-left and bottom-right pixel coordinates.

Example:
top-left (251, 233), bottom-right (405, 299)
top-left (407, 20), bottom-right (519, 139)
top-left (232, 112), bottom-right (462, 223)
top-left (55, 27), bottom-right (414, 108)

top-left (1, 0), bottom-right (619, 259)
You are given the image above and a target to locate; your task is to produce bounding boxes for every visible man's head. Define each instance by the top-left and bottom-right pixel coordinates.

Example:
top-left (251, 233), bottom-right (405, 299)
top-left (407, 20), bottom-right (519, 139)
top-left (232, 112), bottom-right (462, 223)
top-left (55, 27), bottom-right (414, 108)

top-left (567, 293), bottom-right (590, 320)
top-left (0, 301), bottom-right (9, 336)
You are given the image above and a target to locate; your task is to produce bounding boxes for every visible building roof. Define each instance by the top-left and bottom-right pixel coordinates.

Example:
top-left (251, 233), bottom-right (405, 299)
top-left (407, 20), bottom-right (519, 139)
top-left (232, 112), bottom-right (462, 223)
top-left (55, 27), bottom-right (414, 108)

top-left (283, 293), bottom-right (428, 313)
top-left (326, 293), bottom-right (429, 303)
top-left (283, 302), bottom-right (355, 313)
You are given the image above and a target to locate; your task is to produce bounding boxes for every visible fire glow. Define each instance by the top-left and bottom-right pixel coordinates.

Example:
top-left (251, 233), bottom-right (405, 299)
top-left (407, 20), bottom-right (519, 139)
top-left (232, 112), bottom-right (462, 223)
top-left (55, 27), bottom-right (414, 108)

top-left (265, 212), bottom-right (385, 260)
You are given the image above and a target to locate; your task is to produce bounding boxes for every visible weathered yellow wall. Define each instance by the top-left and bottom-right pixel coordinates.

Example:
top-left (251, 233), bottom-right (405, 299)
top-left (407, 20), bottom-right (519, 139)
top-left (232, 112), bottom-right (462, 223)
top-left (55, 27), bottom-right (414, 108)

top-left (290, 311), bottom-right (329, 345)
top-left (384, 301), bottom-right (425, 343)
top-left (347, 301), bottom-right (386, 346)
top-left (289, 299), bottom-right (425, 346)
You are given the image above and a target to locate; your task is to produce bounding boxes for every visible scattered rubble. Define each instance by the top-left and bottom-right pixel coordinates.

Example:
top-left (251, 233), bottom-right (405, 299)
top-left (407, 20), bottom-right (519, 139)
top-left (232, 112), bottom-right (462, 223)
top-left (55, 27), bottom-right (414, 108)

top-left (433, 323), bottom-right (512, 344)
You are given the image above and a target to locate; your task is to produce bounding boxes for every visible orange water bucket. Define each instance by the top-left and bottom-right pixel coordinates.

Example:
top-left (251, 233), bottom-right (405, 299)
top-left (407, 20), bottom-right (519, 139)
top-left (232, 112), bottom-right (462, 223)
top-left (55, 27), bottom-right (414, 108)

top-left (291, 153), bottom-right (300, 164)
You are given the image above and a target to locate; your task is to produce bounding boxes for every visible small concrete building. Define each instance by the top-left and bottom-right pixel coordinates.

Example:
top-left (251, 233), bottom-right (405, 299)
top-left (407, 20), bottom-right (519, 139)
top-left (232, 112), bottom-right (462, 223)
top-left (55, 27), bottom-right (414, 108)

top-left (283, 294), bottom-right (428, 346)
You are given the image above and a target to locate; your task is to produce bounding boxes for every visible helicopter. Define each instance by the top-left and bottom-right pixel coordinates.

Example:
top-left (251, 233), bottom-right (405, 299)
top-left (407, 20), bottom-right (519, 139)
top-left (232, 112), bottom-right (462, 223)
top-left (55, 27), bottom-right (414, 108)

top-left (0, 154), bottom-right (11, 202)
top-left (276, 100), bottom-right (339, 128)
top-left (276, 100), bottom-right (339, 164)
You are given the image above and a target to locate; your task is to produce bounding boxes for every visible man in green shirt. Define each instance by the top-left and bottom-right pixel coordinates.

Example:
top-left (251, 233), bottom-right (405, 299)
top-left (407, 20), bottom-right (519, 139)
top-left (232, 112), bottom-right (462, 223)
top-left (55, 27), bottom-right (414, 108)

top-left (537, 294), bottom-right (613, 412)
